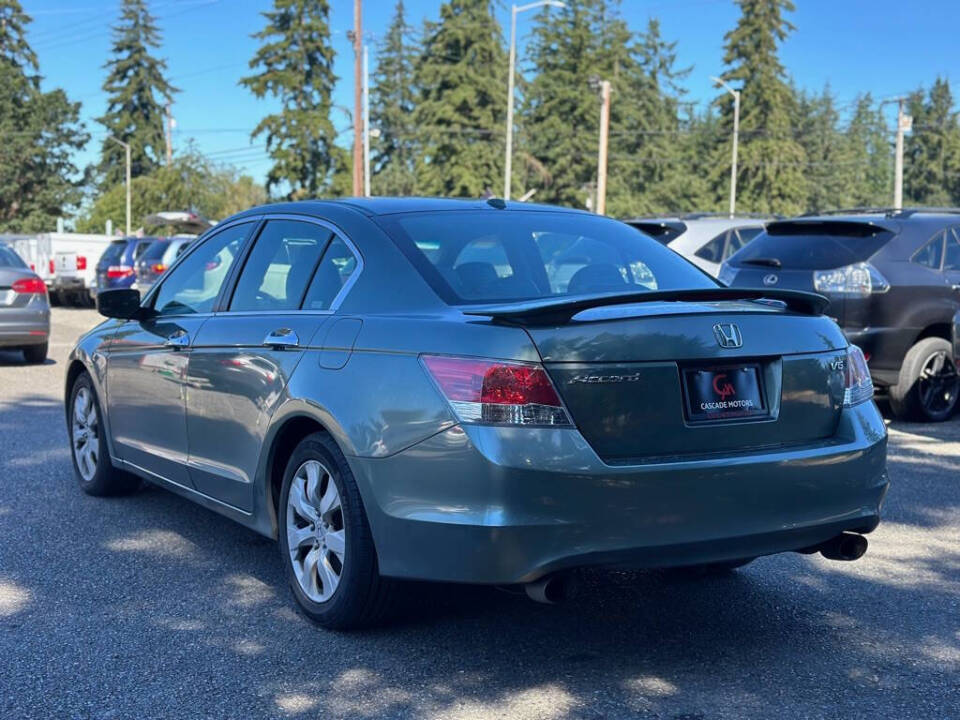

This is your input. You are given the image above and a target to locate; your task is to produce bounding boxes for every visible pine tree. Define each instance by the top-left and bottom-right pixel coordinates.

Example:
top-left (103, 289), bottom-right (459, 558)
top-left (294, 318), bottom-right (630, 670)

top-left (370, 1), bottom-right (419, 196)
top-left (241, 0), bottom-right (338, 199)
top-left (98, 0), bottom-right (176, 188)
top-left (0, 1), bottom-right (88, 231)
top-left (796, 86), bottom-right (857, 212)
top-left (845, 94), bottom-right (891, 207)
top-left (904, 78), bottom-right (960, 206)
top-left (413, 0), bottom-right (507, 197)
top-left (715, 0), bottom-right (808, 215)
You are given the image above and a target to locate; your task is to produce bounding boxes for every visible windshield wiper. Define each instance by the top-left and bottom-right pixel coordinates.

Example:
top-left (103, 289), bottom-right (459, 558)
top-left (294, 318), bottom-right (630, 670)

top-left (740, 257), bottom-right (782, 268)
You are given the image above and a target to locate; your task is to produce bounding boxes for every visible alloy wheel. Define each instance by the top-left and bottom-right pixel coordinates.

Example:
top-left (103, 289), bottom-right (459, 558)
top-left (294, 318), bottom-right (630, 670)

top-left (72, 387), bottom-right (99, 482)
top-left (918, 350), bottom-right (959, 416)
top-left (286, 459), bottom-right (346, 603)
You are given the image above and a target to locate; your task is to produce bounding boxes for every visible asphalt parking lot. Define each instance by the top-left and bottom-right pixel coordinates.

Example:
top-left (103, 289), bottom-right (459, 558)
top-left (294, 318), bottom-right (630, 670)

top-left (0, 308), bottom-right (958, 719)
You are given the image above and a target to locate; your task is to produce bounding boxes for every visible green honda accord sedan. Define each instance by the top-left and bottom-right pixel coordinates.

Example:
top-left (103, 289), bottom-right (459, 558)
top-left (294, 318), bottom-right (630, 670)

top-left (65, 198), bottom-right (888, 628)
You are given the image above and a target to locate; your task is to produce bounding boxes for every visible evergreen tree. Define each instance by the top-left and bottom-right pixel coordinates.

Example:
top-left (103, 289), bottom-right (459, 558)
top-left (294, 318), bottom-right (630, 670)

top-left (241, 0), bottom-right (338, 199)
top-left (845, 94), bottom-right (891, 207)
top-left (0, 1), bottom-right (88, 231)
top-left (904, 78), bottom-right (960, 206)
top-left (414, 0), bottom-right (507, 197)
top-left (796, 86), bottom-right (857, 212)
top-left (370, 1), bottom-right (419, 196)
top-left (98, 0), bottom-right (176, 188)
top-left (715, 0), bottom-right (807, 215)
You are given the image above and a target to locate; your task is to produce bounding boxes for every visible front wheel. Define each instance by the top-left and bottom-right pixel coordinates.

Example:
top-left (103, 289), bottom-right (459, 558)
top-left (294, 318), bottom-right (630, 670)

top-left (278, 432), bottom-right (394, 630)
top-left (68, 373), bottom-right (140, 496)
top-left (889, 337), bottom-right (959, 422)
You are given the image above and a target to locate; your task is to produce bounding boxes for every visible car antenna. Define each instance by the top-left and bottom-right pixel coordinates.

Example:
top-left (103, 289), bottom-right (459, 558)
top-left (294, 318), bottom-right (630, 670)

top-left (486, 197), bottom-right (507, 210)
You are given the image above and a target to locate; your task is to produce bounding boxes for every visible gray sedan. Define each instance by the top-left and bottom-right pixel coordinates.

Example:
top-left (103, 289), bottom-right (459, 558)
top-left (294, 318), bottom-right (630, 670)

top-left (65, 199), bottom-right (888, 629)
top-left (0, 243), bottom-right (50, 363)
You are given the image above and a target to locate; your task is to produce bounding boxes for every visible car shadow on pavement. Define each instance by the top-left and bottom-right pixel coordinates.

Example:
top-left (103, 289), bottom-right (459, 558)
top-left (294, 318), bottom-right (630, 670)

top-left (1, 392), bottom-right (958, 719)
top-left (0, 350), bottom-right (56, 367)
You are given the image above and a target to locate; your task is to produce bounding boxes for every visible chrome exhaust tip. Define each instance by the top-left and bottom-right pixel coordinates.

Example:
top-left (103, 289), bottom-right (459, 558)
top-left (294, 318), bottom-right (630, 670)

top-left (524, 574), bottom-right (570, 604)
top-left (819, 532), bottom-right (868, 561)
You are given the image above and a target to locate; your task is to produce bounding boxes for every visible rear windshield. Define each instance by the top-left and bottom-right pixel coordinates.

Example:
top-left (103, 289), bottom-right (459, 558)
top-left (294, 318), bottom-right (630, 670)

top-left (380, 210), bottom-right (716, 304)
top-left (0, 245), bottom-right (26, 268)
top-left (100, 240), bottom-right (129, 265)
top-left (140, 240), bottom-right (171, 261)
top-left (626, 221), bottom-right (686, 245)
top-left (730, 221), bottom-right (893, 270)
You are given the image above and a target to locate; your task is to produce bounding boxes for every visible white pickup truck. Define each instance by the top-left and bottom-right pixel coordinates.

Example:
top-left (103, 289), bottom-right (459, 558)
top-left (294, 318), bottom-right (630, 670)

top-left (50, 233), bottom-right (115, 306)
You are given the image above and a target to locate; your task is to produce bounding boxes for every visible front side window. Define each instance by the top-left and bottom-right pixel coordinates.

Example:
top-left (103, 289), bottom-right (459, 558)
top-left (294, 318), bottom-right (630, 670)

top-left (913, 231), bottom-right (944, 270)
top-left (151, 223), bottom-right (252, 316)
top-left (230, 220), bottom-right (332, 312)
top-left (380, 210), bottom-right (715, 304)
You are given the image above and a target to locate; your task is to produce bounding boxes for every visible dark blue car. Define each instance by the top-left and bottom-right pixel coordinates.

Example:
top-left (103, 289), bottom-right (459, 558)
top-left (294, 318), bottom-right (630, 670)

top-left (96, 237), bottom-right (157, 292)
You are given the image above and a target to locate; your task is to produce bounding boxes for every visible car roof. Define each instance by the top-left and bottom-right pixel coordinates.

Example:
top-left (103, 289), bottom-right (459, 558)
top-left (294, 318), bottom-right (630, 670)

top-left (231, 197), bottom-right (594, 219)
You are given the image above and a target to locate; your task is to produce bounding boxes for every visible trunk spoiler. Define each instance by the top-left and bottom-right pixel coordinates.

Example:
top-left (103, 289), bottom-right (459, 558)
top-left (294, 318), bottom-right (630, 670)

top-left (461, 288), bottom-right (829, 324)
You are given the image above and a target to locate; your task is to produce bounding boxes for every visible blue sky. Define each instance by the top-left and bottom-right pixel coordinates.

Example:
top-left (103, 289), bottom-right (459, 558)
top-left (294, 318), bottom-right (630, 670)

top-left (24, 0), bottom-right (960, 186)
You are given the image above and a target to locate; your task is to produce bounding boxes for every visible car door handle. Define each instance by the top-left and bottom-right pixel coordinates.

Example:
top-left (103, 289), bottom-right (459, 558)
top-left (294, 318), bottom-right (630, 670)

top-left (263, 328), bottom-right (299, 349)
top-left (164, 331), bottom-right (190, 349)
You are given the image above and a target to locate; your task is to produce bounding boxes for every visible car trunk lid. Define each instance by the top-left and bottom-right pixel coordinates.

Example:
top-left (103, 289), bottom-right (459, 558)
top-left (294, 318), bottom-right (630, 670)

top-left (466, 292), bottom-right (847, 463)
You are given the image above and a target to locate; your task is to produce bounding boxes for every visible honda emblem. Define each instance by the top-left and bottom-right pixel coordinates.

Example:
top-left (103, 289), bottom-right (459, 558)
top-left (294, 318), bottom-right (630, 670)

top-left (713, 323), bottom-right (743, 349)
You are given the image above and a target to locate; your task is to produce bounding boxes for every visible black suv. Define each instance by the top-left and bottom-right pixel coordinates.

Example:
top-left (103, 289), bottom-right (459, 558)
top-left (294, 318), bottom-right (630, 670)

top-left (720, 208), bottom-right (960, 422)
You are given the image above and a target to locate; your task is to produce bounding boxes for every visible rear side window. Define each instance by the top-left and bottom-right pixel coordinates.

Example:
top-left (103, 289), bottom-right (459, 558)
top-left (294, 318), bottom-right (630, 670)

top-left (731, 221), bottom-right (893, 270)
top-left (944, 229), bottom-right (960, 271)
top-left (913, 231), bottom-right (944, 270)
top-left (140, 241), bottom-right (171, 262)
top-left (302, 237), bottom-right (359, 310)
top-left (380, 210), bottom-right (715, 304)
top-left (695, 231), bottom-right (727, 263)
top-left (133, 241), bottom-right (153, 260)
top-left (726, 227), bottom-right (762, 258)
top-left (230, 220), bottom-right (332, 312)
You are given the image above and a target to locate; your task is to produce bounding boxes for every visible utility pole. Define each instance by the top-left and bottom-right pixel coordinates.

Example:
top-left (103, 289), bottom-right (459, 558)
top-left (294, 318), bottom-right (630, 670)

top-left (596, 80), bottom-right (611, 216)
top-left (351, 0), bottom-right (364, 196)
top-left (894, 97), bottom-right (912, 210)
top-left (164, 102), bottom-right (173, 166)
top-left (711, 76), bottom-right (740, 218)
top-left (363, 44), bottom-right (371, 197)
top-left (503, 1), bottom-right (565, 201)
top-left (107, 136), bottom-right (132, 236)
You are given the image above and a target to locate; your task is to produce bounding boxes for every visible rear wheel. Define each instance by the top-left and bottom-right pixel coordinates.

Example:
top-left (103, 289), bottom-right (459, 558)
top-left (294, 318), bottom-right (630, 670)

top-left (22, 343), bottom-right (47, 364)
top-left (69, 373), bottom-right (140, 496)
top-left (889, 337), bottom-right (959, 422)
top-left (278, 432), bottom-right (394, 630)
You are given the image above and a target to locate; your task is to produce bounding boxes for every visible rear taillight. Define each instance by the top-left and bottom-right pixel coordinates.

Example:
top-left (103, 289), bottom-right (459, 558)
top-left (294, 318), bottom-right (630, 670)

top-left (76, 255), bottom-right (87, 270)
top-left (107, 265), bottom-right (134, 279)
top-left (843, 345), bottom-right (873, 407)
top-left (151, 263), bottom-right (167, 274)
top-left (813, 262), bottom-right (889, 296)
top-left (48, 259), bottom-right (55, 274)
top-left (12, 277), bottom-right (47, 295)
top-left (421, 355), bottom-right (572, 426)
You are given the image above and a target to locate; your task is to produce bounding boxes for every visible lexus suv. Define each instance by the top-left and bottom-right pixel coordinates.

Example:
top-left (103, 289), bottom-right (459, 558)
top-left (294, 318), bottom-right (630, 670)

top-left (66, 198), bottom-right (887, 629)
top-left (722, 208), bottom-right (960, 422)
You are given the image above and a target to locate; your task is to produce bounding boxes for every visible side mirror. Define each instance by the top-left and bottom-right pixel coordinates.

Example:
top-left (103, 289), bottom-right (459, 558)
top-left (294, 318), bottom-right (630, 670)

top-left (97, 288), bottom-right (143, 320)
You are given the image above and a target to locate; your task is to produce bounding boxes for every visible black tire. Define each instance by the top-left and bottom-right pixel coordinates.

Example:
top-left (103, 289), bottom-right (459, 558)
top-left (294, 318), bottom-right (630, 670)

top-left (889, 337), bottom-right (959, 422)
top-left (68, 372), bottom-right (140, 496)
top-left (22, 343), bottom-right (47, 364)
top-left (278, 432), bottom-right (394, 630)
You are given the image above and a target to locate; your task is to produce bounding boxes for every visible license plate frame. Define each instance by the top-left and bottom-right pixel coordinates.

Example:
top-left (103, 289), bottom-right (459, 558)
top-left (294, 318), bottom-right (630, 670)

top-left (681, 363), bottom-right (768, 423)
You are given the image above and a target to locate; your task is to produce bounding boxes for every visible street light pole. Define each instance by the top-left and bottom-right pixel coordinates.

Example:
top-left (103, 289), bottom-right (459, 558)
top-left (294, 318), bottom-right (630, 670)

top-left (711, 76), bottom-right (740, 219)
top-left (503, 1), bottom-right (565, 201)
top-left (363, 44), bottom-right (371, 197)
top-left (595, 80), bottom-right (611, 216)
top-left (351, 0), bottom-right (363, 196)
top-left (107, 136), bottom-right (132, 236)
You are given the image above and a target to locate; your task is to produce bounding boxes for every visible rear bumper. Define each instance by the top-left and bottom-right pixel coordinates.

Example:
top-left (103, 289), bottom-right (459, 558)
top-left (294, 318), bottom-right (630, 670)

top-left (0, 308), bottom-right (50, 347)
top-left (350, 402), bottom-right (888, 584)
